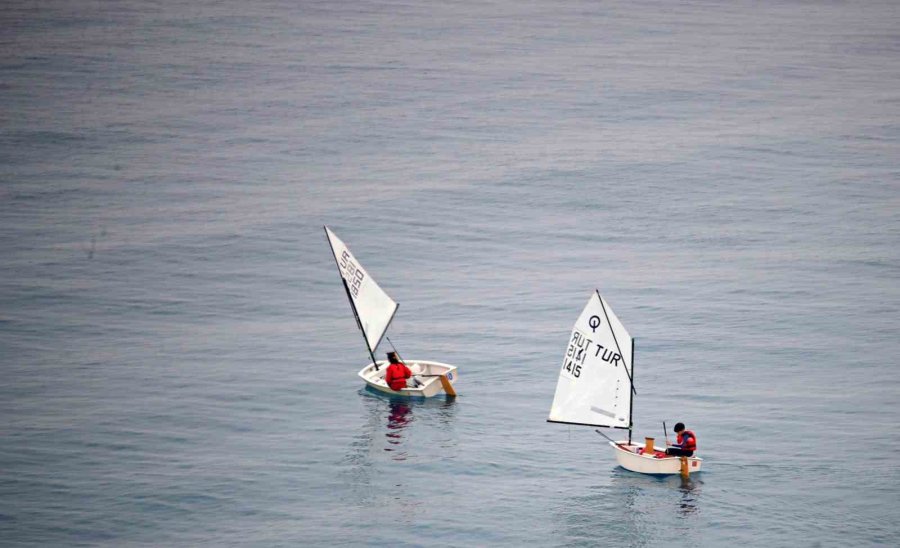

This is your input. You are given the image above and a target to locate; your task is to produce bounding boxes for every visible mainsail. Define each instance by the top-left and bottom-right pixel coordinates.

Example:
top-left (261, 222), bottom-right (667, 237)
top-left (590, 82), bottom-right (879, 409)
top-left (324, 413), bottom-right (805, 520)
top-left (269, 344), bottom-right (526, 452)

top-left (324, 226), bottom-right (399, 355)
top-left (548, 291), bottom-right (634, 429)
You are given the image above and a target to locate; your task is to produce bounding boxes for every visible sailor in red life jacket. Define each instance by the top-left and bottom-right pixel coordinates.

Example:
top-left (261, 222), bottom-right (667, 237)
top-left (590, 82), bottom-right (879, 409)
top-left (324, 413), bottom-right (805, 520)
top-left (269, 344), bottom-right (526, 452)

top-left (665, 422), bottom-right (697, 457)
top-left (384, 351), bottom-right (421, 391)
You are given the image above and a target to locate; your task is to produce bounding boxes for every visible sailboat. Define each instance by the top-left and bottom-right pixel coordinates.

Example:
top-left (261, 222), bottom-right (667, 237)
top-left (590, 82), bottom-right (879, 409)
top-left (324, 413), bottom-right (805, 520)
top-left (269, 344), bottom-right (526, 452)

top-left (324, 226), bottom-right (458, 398)
top-left (547, 290), bottom-right (702, 475)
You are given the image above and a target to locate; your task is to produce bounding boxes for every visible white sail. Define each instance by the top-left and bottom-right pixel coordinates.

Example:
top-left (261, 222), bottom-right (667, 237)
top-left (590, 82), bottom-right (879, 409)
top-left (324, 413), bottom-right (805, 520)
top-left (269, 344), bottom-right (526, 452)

top-left (548, 290), bottom-right (634, 429)
top-left (324, 226), bottom-right (399, 353)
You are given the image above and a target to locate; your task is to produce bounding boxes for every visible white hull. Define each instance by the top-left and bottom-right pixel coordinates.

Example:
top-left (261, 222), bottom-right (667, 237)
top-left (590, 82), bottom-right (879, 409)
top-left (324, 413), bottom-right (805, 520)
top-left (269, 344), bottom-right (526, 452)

top-left (358, 360), bottom-right (458, 398)
top-left (610, 441), bottom-right (702, 475)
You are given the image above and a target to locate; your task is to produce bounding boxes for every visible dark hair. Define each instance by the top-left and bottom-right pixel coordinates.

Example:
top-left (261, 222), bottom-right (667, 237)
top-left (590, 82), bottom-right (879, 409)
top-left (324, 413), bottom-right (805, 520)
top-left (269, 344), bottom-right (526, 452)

top-left (674, 422), bottom-right (685, 432)
top-left (387, 351), bottom-right (399, 362)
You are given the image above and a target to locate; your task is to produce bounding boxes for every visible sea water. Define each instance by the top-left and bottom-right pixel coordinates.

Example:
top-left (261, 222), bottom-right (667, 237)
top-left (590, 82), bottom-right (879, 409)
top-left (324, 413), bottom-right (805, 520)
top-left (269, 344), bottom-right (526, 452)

top-left (1, 0), bottom-right (898, 545)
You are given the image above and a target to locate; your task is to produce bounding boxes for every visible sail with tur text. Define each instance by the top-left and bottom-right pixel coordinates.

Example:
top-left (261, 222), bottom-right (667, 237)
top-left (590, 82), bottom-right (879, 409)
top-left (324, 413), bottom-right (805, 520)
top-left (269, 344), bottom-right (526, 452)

top-left (548, 290), bottom-right (634, 429)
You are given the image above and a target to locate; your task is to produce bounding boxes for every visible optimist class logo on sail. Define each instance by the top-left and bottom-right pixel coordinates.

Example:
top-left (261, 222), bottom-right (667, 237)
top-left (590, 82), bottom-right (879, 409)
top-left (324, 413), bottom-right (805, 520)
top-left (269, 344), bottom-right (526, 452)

top-left (561, 319), bottom-right (626, 381)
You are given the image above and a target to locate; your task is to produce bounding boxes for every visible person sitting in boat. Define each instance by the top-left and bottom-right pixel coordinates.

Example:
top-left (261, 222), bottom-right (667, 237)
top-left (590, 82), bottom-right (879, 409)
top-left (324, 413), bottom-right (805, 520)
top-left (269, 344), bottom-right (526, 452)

top-left (665, 422), bottom-right (697, 457)
top-left (384, 351), bottom-right (421, 391)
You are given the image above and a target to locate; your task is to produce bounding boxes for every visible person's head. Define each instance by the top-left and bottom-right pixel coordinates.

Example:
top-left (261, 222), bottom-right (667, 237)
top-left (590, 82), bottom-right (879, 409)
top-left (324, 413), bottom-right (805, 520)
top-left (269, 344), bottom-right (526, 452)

top-left (387, 351), bottom-right (399, 363)
top-left (674, 422), bottom-right (685, 433)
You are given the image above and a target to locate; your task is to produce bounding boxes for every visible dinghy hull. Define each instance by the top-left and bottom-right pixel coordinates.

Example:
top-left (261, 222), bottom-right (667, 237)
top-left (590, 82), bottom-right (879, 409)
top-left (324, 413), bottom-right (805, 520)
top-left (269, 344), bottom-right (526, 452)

top-left (610, 441), bottom-right (702, 475)
top-left (359, 360), bottom-right (458, 398)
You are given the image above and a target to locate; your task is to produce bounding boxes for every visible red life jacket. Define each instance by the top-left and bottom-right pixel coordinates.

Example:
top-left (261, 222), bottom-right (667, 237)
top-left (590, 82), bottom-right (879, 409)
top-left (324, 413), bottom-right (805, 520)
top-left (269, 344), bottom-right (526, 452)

top-left (384, 362), bottom-right (411, 391)
top-left (677, 430), bottom-right (697, 451)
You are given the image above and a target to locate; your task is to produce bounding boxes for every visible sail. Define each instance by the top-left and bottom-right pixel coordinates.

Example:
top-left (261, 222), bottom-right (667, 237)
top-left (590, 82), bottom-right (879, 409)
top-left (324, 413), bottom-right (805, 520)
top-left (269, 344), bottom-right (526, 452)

top-left (324, 226), bottom-right (399, 353)
top-left (548, 290), bottom-right (634, 429)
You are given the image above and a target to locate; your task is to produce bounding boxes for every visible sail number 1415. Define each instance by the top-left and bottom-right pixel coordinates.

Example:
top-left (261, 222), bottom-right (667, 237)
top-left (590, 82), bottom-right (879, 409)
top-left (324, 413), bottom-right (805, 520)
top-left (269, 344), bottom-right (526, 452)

top-left (562, 330), bottom-right (625, 379)
top-left (562, 330), bottom-right (592, 378)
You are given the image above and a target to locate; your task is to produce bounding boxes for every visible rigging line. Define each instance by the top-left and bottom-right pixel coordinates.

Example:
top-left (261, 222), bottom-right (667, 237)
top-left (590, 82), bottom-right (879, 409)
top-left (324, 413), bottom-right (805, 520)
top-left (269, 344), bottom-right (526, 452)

top-left (386, 336), bottom-right (402, 362)
top-left (595, 428), bottom-right (628, 447)
top-left (597, 291), bottom-right (636, 395)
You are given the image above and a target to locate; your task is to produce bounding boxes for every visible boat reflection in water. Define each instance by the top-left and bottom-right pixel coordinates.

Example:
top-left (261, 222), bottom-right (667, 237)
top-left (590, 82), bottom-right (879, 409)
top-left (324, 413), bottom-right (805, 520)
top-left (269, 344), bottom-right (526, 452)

top-left (347, 389), bottom-right (459, 467)
top-left (385, 399), bottom-right (413, 459)
top-left (615, 469), bottom-right (703, 518)
top-left (554, 468), bottom-right (704, 544)
top-left (673, 475), bottom-right (701, 516)
top-left (338, 391), bottom-right (459, 523)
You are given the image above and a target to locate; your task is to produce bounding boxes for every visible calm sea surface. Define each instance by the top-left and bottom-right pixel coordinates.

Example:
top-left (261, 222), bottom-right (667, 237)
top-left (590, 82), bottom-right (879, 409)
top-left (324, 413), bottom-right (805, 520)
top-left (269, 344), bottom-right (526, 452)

top-left (2, 1), bottom-right (899, 546)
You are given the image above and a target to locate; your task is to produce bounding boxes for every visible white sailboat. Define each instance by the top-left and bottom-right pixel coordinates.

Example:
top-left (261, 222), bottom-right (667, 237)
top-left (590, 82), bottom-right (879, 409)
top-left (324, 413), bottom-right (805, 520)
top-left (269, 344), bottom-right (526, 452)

top-left (324, 226), bottom-right (458, 398)
top-left (547, 290), bottom-right (701, 475)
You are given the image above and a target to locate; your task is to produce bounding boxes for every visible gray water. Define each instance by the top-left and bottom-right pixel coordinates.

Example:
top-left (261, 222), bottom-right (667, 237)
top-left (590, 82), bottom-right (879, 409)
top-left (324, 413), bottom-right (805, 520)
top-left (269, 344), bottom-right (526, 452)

top-left (2, 0), bottom-right (899, 546)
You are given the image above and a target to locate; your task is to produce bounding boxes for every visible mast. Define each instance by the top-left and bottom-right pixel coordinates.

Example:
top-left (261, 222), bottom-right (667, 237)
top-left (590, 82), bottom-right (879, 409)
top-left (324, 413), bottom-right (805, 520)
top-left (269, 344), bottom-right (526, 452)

top-left (342, 277), bottom-right (381, 371)
top-left (628, 337), bottom-right (635, 444)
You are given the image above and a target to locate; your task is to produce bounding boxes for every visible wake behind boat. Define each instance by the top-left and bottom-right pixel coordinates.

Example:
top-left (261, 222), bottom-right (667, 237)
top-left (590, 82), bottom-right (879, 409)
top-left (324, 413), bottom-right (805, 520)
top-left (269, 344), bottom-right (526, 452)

top-left (324, 226), bottom-right (458, 398)
top-left (547, 290), bottom-right (701, 476)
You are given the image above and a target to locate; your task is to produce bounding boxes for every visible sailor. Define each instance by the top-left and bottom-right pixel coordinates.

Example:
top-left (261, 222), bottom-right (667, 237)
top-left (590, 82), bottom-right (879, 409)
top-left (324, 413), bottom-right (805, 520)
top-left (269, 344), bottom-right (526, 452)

top-left (665, 422), bottom-right (697, 457)
top-left (384, 351), bottom-right (421, 391)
